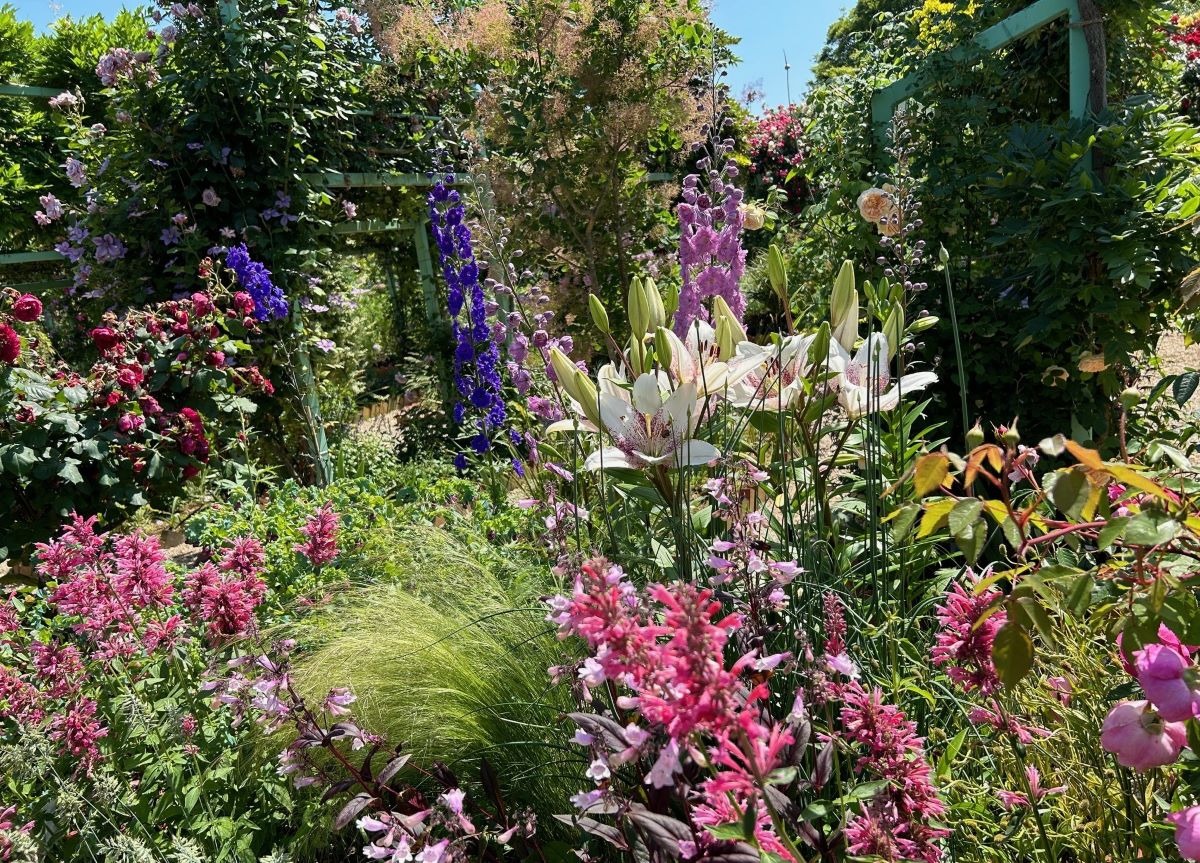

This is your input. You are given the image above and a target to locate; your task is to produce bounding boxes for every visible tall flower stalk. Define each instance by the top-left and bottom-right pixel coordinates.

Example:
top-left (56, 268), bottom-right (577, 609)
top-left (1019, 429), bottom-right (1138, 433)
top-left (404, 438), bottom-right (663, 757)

top-left (429, 175), bottom-right (507, 467)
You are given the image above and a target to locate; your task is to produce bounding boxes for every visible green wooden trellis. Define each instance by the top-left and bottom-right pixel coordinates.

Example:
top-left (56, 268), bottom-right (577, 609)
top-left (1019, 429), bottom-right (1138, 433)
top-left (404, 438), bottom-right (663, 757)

top-left (871, 0), bottom-right (1094, 145)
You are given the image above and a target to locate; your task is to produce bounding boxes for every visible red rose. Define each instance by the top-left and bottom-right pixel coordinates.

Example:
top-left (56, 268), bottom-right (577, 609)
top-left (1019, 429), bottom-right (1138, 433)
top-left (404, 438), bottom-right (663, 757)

top-left (90, 326), bottom-right (121, 355)
top-left (191, 292), bottom-right (214, 316)
top-left (116, 365), bottom-right (145, 390)
top-left (0, 324), bottom-right (19, 365)
top-left (11, 294), bottom-right (42, 323)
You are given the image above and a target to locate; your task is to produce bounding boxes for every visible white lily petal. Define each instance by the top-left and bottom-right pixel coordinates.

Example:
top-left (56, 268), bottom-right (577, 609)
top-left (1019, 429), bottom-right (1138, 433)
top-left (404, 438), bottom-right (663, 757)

top-left (663, 381), bottom-right (699, 436)
top-left (677, 438), bottom-right (720, 466)
top-left (598, 391), bottom-right (634, 437)
top-left (584, 447), bottom-right (637, 471)
top-left (895, 371), bottom-right (938, 393)
top-left (545, 417), bottom-right (599, 434)
top-left (631, 373), bottom-right (663, 416)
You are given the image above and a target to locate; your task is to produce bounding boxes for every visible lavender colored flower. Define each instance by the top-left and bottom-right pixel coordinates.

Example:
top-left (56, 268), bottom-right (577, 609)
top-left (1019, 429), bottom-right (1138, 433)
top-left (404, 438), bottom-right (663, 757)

top-left (92, 233), bottom-right (126, 263)
top-left (63, 158), bottom-right (87, 188)
top-left (429, 175), bottom-right (506, 462)
top-left (160, 226), bottom-right (182, 247)
top-left (48, 92), bottom-right (79, 111)
top-left (225, 244), bottom-right (287, 321)
top-left (673, 153), bottom-right (748, 336)
top-left (314, 338), bottom-right (335, 353)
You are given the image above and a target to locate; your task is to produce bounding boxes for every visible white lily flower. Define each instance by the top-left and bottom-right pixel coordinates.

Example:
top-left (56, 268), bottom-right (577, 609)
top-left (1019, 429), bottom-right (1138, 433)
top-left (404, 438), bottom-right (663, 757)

top-left (582, 374), bottom-right (719, 471)
top-left (832, 333), bottom-right (937, 419)
top-left (727, 333), bottom-right (833, 411)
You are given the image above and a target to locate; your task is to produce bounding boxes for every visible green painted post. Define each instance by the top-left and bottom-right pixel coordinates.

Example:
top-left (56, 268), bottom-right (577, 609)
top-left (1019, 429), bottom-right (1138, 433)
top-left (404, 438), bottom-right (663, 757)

top-left (290, 301), bottom-right (332, 486)
top-left (1067, 0), bottom-right (1090, 121)
top-left (0, 83), bottom-right (61, 99)
top-left (412, 219), bottom-right (441, 330)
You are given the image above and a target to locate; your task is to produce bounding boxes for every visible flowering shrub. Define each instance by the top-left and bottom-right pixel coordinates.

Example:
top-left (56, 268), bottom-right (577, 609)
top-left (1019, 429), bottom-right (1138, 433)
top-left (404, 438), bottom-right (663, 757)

top-left (745, 104), bottom-right (809, 209)
top-left (0, 277), bottom-right (271, 556)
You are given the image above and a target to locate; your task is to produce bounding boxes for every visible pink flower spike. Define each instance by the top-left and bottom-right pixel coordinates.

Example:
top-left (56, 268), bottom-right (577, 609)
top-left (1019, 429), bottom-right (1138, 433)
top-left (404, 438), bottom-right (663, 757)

top-left (1101, 700), bottom-right (1187, 771)
top-left (1170, 806), bottom-right (1200, 861)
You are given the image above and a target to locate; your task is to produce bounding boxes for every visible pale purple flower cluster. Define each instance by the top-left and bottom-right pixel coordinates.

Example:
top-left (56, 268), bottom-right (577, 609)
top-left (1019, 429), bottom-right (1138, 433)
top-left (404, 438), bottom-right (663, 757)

top-left (673, 141), bottom-right (747, 336)
top-left (95, 47), bottom-right (156, 87)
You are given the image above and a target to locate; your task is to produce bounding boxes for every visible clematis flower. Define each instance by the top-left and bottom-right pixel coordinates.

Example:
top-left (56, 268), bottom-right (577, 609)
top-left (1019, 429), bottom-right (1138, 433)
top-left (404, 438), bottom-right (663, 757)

top-left (1134, 642), bottom-right (1200, 721)
top-left (582, 374), bottom-right (718, 471)
top-left (1100, 700), bottom-right (1187, 771)
top-left (831, 333), bottom-right (936, 419)
top-left (1169, 806), bottom-right (1200, 861)
top-left (728, 333), bottom-right (833, 411)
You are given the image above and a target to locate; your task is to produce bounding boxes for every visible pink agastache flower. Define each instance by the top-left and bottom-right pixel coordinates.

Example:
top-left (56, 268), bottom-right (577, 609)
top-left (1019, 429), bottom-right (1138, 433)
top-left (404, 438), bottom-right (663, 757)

top-left (1170, 806), bottom-right (1200, 861)
top-left (549, 556), bottom-right (796, 858)
top-left (932, 572), bottom-right (1005, 694)
top-left (183, 562), bottom-right (265, 638)
top-left (996, 766), bottom-right (1066, 810)
top-left (112, 532), bottom-right (174, 609)
top-left (49, 698), bottom-right (108, 769)
top-left (220, 536), bottom-right (265, 578)
top-left (840, 683), bottom-right (949, 862)
top-left (1134, 642), bottom-right (1200, 722)
top-left (295, 502), bottom-right (340, 567)
top-left (1101, 700), bottom-right (1187, 771)
top-left (0, 665), bottom-right (43, 725)
top-left (967, 707), bottom-right (1051, 744)
top-left (30, 641), bottom-right (84, 698)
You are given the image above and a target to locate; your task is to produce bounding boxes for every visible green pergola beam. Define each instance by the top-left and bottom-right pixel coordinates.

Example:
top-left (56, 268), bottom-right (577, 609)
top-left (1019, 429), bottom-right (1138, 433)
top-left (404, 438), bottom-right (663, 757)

top-left (301, 171), bottom-right (444, 188)
top-left (872, 0), bottom-right (1089, 140)
top-left (0, 251), bottom-right (64, 266)
top-left (0, 83), bottom-right (60, 99)
top-left (0, 278), bottom-right (71, 292)
top-left (331, 219), bottom-right (418, 235)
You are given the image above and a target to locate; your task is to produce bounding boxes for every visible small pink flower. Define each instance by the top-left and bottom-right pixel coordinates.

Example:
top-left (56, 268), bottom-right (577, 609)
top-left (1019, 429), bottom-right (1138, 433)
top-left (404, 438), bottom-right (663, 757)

top-left (1135, 643), bottom-right (1200, 721)
top-left (1170, 806), bottom-right (1200, 861)
top-left (1101, 700), bottom-right (1187, 771)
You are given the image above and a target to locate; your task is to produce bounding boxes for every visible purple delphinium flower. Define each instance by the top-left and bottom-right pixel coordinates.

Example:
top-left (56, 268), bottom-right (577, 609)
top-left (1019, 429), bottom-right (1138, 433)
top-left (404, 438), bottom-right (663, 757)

top-left (225, 244), bottom-right (287, 321)
top-left (429, 175), bottom-right (506, 464)
top-left (673, 142), bottom-right (748, 336)
top-left (160, 226), bottom-right (182, 246)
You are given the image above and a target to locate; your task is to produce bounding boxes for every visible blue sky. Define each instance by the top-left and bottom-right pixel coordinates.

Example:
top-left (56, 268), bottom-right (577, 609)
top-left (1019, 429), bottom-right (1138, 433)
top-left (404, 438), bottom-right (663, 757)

top-left (13, 0), bottom-right (852, 107)
top-left (711, 0), bottom-right (853, 108)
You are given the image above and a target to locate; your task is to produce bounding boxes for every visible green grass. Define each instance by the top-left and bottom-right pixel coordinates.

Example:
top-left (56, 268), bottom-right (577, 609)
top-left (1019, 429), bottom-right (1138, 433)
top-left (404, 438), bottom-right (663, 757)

top-left (289, 525), bottom-right (579, 823)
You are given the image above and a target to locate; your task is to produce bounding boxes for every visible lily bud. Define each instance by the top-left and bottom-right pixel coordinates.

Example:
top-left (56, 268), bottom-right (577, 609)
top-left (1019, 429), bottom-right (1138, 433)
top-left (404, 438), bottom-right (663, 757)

top-left (939, 243), bottom-right (950, 264)
top-left (549, 347), bottom-right (600, 428)
top-left (831, 260), bottom-right (858, 351)
top-left (712, 295), bottom-right (747, 361)
top-left (808, 322), bottom-right (832, 370)
top-left (909, 314), bottom-right (940, 333)
top-left (628, 335), bottom-right (646, 376)
top-left (588, 293), bottom-right (610, 335)
top-left (664, 280), bottom-right (680, 319)
top-left (883, 304), bottom-right (904, 360)
top-left (628, 277), bottom-right (650, 339)
top-left (644, 276), bottom-right (666, 331)
top-left (767, 244), bottom-right (789, 305)
top-left (965, 420), bottom-right (985, 450)
top-left (654, 326), bottom-right (673, 370)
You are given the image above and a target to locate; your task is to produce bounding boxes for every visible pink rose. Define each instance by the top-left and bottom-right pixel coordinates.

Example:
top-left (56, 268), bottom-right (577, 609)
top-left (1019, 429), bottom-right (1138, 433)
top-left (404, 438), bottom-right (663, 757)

top-left (1118, 623), bottom-right (1194, 675)
top-left (1135, 642), bottom-right (1200, 721)
top-left (1170, 806), bottom-right (1200, 861)
top-left (1101, 700), bottom-right (1187, 771)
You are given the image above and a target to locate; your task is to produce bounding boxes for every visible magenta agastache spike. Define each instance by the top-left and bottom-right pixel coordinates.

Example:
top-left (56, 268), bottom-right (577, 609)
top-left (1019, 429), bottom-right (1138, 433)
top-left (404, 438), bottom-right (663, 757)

top-left (429, 176), bottom-right (506, 465)
top-left (674, 144), bottom-right (747, 337)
